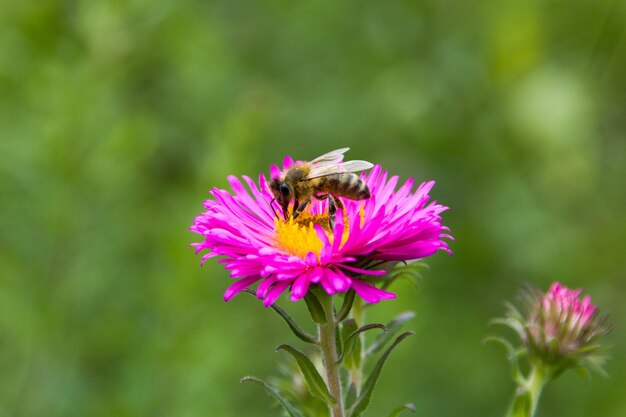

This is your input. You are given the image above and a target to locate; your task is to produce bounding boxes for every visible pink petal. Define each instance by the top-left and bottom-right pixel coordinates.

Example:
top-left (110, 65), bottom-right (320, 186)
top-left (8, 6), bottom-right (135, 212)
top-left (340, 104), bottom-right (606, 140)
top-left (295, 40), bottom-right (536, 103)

top-left (223, 275), bottom-right (262, 301)
top-left (351, 279), bottom-right (396, 303)
top-left (290, 271), bottom-right (311, 301)
top-left (263, 281), bottom-right (291, 306)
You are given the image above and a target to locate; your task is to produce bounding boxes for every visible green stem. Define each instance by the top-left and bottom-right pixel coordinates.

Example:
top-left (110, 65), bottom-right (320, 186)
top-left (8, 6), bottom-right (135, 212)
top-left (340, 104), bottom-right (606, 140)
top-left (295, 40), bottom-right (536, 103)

top-left (505, 364), bottom-right (547, 417)
top-left (318, 295), bottom-right (344, 417)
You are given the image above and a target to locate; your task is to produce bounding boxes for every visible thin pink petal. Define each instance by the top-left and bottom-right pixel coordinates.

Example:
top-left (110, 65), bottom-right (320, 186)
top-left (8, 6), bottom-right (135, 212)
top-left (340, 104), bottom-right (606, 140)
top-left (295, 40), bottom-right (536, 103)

top-left (224, 275), bottom-right (262, 301)
top-left (290, 271), bottom-right (311, 302)
top-left (263, 281), bottom-right (291, 306)
top-left (351, 279), bottom-right (396, 303)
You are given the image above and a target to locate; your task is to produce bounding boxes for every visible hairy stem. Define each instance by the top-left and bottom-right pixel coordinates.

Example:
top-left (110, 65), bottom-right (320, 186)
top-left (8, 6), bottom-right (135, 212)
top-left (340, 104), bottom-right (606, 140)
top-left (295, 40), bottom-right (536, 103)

top-left (506, 364), bottom-right (546, 417)
top-left (319, 295), bottom-right (344, 417)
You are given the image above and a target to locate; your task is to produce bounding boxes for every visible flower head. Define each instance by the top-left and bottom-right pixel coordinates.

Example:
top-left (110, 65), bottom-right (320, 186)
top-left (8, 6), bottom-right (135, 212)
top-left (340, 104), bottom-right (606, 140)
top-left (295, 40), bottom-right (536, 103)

top-left (190, 154), bottom-right (452, 306)
top-left (500, 282), bottom-right (610, 377)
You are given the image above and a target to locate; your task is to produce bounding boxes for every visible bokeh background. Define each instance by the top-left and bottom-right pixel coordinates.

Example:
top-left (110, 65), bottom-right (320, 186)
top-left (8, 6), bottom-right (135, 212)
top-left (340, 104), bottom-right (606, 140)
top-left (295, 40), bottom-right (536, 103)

top-left (1, 1), bottom-right (625, 416)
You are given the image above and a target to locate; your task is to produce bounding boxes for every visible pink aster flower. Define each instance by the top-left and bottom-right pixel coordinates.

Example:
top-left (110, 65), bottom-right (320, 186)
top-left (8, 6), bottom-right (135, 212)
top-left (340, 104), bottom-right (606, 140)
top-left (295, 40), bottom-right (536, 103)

top-left (537, 283), bottom-right (597, 341)
top-left (498, 282), bottom-right (610, 377)
top-left (190, 154), bottom-right (452, 306)
top-left (527, 282), bottom-right (607, 357)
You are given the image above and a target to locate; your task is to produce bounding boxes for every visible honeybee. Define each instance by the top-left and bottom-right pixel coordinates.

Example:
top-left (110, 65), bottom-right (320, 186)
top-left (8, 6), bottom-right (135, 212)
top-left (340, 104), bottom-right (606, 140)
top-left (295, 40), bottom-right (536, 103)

top-left (269, 148), bottom-right (373, 230)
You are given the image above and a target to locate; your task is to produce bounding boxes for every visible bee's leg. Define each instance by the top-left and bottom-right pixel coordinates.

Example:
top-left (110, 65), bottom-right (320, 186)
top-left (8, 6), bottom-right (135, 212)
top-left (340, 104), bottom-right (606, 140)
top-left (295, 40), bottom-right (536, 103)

top-left (334, 197), bottom-right (344, 212)
top-left (269, 197), bottom-right (280, 220)
top-left (327, 194), bottom-right (337, 231)
top-left (292, 199), bottom-right (310, 220)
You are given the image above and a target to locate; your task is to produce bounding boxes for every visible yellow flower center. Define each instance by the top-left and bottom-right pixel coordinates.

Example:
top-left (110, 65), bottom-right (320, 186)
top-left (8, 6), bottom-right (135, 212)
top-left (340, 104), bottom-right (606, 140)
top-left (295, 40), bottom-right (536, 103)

top-left (274, 205), bottom-right (364, 259)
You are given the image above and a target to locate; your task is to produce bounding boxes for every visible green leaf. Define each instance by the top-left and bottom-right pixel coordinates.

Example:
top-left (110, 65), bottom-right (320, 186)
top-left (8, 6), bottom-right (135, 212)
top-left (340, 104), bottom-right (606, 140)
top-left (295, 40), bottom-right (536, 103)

top-left (490, 315), bottom-right (525, 338)
top-left (503, 302), bottom-right (525, 321)
top-left (276, 344), bottom-right (336, 405)
top-left (271, 303), bottom-right (318, 344)
top-left (366, 311), bottom-right (415, 355)
top-left (485, 336), bottom-right (528, 383)
top-left (484, 336), bottom-right (516, 358)
top-left (386, 262), bottom-right (428, 277)
top-left (304, 291), bottom-right (327, 324)
top-left (336, 289), bottom-right (356, 322)
top-left (335, 324), bottom-right (342, 360)
top-left (341, 319), bottom-right (361, 369)
top-left (580, 354), bottom-right (610, 378)
top-left (240, 376), bottom-right (304, 417)
top-left (348, 332), bottom-right (415, 417)
top-left (243, 289), bottom-right (317, 344)
top-left (381, 271), bottom-right (421, 291)
top-left (381, 262), bottom-right (427, 291)
top-left (387, 403), bottom-right (416, 417)
top-left (344, 382), bottom-right (358, 410)
top-left (574, 366), bottom-right (590, 379)
top-left (389, 261), bottom-right (428, 274)
top-left (337, 323), bottom-right (387, 364)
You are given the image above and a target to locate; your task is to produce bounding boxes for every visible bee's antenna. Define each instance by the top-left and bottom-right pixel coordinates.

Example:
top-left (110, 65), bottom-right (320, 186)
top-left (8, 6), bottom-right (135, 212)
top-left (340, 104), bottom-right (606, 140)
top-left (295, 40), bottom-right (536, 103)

top-left (269, 197), bottom-right (280, 220)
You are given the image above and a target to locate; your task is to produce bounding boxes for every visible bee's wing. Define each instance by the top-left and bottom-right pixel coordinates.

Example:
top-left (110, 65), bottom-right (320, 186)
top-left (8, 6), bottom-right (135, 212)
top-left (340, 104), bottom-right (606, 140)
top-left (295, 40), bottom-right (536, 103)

top-left (309, 148), bottom-right (350, 166)
top-left (306, 160), bottom-right (374, 180)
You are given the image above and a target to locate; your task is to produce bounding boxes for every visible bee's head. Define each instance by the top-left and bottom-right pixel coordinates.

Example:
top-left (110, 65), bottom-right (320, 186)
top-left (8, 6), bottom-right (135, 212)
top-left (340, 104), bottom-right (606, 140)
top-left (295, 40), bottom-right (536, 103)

top-left (269, 178), bottom-right (292, 220)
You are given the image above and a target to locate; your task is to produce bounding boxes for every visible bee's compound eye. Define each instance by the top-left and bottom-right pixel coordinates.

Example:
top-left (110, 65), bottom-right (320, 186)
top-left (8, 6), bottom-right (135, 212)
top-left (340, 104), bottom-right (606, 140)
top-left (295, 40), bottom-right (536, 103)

top-left (279, 183), bottom-right (290, 198)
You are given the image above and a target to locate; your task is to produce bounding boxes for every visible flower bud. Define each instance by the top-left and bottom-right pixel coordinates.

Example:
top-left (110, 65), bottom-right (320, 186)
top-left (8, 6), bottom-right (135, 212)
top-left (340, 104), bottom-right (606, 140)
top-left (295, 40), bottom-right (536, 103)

top-left (499, 282), bottom-right (610, 378)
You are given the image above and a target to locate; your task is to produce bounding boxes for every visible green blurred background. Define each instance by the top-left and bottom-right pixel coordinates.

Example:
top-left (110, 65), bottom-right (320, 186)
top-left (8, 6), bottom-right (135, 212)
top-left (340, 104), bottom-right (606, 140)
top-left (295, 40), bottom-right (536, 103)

top-left (1, 1), bottom-right (625, 416)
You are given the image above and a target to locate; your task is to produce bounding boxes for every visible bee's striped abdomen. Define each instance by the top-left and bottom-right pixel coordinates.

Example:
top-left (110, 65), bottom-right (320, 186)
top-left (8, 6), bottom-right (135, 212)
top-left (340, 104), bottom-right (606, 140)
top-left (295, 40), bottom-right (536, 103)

top-left (319, 173), bottom-right (370, 200)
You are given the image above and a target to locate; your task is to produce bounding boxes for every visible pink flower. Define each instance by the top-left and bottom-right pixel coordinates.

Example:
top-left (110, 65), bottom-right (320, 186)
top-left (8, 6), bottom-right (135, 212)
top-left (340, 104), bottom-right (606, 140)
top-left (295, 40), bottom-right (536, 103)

top-left (540, 283), bottom-right (597, 336)
top-left (190, 155), bottom-right (452, 306)
top-left (528, 282), bottom-right (603, 356)
top-left (498, 282), bottom-right (611, 375)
